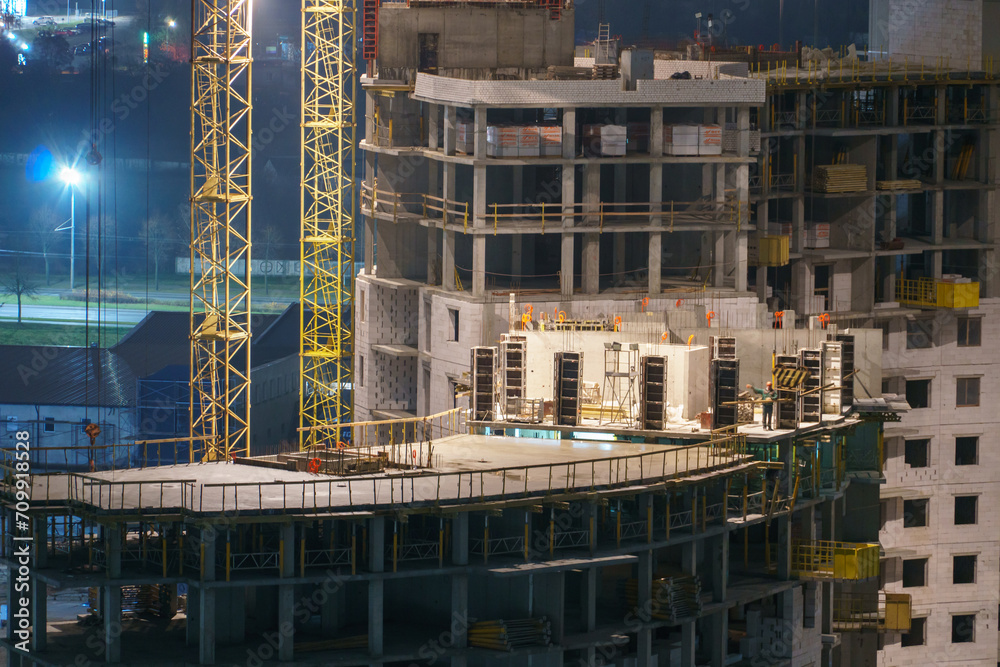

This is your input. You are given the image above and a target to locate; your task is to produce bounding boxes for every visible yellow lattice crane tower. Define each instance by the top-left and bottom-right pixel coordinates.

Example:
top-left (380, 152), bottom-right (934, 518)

top-left (299, 0), bottom-right (357, 448)
top-left (189, 0), bottom-right (253, 462)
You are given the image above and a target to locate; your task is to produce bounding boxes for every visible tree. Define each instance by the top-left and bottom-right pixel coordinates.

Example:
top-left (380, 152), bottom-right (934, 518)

top-left (28, 205), bottom-right (60, 286)
top-left (1, 259), bottom-right (39, 324)
top-left (30, 33), bottom-right (71, 72)
top-left (141, 217), bottom-right (174, 290)
top-left (254, 224), bottom-right (284, 296)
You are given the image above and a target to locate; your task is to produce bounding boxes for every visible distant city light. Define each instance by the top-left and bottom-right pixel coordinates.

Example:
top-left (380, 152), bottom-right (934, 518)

top-left (60, 167), bottom-right (82, 187)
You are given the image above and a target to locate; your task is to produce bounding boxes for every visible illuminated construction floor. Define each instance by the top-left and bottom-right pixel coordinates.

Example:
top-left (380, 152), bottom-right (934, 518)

top-left (32, 434), bottom-right (753, 515)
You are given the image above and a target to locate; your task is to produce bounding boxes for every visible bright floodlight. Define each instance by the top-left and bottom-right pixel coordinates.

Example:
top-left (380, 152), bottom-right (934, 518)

top-left (167, 19), bottom-right (176, 28)
top-left (60, 167), bottom-right (81, 187)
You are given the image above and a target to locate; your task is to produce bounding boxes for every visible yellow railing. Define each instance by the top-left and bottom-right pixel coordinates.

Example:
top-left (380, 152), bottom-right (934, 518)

top-left (790, 539), bottom-right (879, 580)
top-left (896, 277), bottom-right (979, 308)
top-left (833, 592), bottom-right (911, 632)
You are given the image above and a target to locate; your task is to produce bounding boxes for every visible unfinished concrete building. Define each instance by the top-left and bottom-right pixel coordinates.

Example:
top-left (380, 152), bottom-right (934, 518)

top-left (3, 320), bottom-right (905, 666)
top-left (355, 2), bottom-right (763, 423)
top-left (750, 48), bottom-right (1000, 666)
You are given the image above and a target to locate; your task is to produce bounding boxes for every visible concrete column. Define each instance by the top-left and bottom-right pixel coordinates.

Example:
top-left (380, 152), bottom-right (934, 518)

top-left (278, 524), bottom-right (294, 661)
top-left (713, 232), bottom-right (726, 287)
top-left (707, 610), bottom-right (729, 667)
top-left (679, 618), bottom-right (696, 667)
top-left (30, 575), bottom-right (46, 652)
top-left (186, 585), bottom-right (200, 647)
top-left (582, 233), bottom-right (600, 294)
top-left (511, 165), bottom-right (524, 277)
top-left (708, 532), bottom-right (729, 602)
top-left (648, 232), bottom-right (662, 295)
top-left (33, 517), bottom-right (47, 568)
top-left (560, 163), bottom-right (576, 297)
top-left (443, 105), bottom-right (457, 156)
top-left (103, 584), bottom-right (121, 663)
top-left (777, 516), bottom-right (792, 580)
top-left (562, 108), bottom-right (576, 159)
top-left (427, 159), bottom-right (440, 284)
top-left (443, 162), bottom-right (457, 291)
top-left (427, 103), bottom-right (440, 151)
top-left (199, 587), bottom-right (215, 665)
top-left (106, 523), bottom-right (121, 579)
top-left (636, 550), bottom-right (653, 667)
top-left (368, 516), bottom-right (385, 659)
top-left (737, 106), bottom-right (751, 156)
top-left (451, 513), bottom-right (469, 667)
top-left (472, 236), bottom-right (487, 297)
top-left (364, 151), bottom-right (377, 272)
top-left (756, 266), bottom-right (768, 303)
top-left (533, 572), bottom-right (565, 645)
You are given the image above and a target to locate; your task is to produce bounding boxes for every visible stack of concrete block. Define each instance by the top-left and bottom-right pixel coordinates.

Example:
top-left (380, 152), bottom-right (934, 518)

top-left (456, 121), bottom-right (475, 154)
top-left (699, 124), bottom-right (723, 155)
top-left (518, 126), bottom-right (540, 157)
top-left (664, 124), bottom-right (699, 155)
top-left (486, 125), bottom-right (518, 158)
top-left (539, 125), bottom-right (562, 156)
top-left (804, 222), bottom-right (830, 248)
top-left (583, 124), bottom-right (627, 156)
top-left (723, 122), bottom-right (761, 153)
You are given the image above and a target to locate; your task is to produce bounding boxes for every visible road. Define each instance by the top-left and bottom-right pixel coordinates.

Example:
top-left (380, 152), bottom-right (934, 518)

top-left (0, 304), bottom-right (150, 325)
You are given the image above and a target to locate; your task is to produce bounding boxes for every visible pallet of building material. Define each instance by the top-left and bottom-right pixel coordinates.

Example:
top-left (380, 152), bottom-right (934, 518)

top-left (810, 164), bottom-right (868, 193)
top-left (547, 65), bottom-right (593, 80)
top-left (621, 575), bottom-right (704, 623)
top-left (592, 64), bottom-right (619, 80)
top-left (468, 618), bottom-right (552, 651)
top-left (876, 179), bottom-right (921, 190)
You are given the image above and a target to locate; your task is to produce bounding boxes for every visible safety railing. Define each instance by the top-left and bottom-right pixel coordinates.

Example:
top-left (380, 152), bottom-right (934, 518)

top-left (896, 277), bottom-right (980, 309)
top-left (299, 407), bottom-right (466, 469)
top-left (552, 529), bottom-right (589, 550)
top-left (833, 591), bottom-right (911, 632)
top-left (619, 520), bottom-right (647, 542)
top-left (790, 539), bottom-right (880, 580)
top-left (41, 433), bottom-right (749, 517)
top-left (470, 536), bottom-right (525, 558)
top-left (391, 539), bottom-right (440, 563)
top-left (904, 105), bottom-right (936, 125)
top-left (361, 184), bottom-right (471, 231)
top-left (226, 550), bottom-right (280, 573)
top-left (183, 434), bottom-right (748, 515)
top-left (304, 547), bottom-right (352, 569)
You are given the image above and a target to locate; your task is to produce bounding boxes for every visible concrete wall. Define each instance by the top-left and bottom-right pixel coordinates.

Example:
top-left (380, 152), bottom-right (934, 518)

top-left (377, 6), bottom-right (574, 71)
top-left (519, 331), bottom-right (710, 421)
top-left (870, 0), bottom-right (983, 64)
top-left (248, 354), bottom-right (299, 454)
top-left (880, 299), bottom-right (1000, 666)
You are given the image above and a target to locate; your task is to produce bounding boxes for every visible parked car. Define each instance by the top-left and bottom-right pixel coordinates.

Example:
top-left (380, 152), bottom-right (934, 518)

top-left (73, 43), bottom-right (89, 56)
top-left (33, 16), bottom-right (56, 26)
top-left (54, 28), bottom-right (76, 36)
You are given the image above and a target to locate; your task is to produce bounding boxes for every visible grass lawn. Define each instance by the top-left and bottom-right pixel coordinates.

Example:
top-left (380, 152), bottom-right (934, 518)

top-left (0, 322), bottom-right (132, 347)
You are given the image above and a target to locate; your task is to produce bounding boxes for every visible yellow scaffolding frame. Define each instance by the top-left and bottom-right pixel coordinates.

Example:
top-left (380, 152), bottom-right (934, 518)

top-left (189, 0), bottom-right (253, 462)
top-left (300, 0), bottom-right (358, 448)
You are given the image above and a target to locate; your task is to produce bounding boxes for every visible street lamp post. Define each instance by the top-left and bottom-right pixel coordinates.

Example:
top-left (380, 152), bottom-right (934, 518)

top-left (60, 167), bottom-right (81, 290)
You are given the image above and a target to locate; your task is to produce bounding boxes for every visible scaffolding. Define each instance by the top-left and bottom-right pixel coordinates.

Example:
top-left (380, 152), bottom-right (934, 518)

top-left (300, 0), bottom-right (358, 448)
top-left (189, 0), bottom-right (253, 462)
top-left (600, 342), bottom-right (639, 426)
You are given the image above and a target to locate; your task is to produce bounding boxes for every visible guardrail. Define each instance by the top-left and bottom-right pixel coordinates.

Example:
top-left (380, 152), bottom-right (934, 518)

top-left (791, 539), bottom-right (880, 580)
top-left (51, 434), bottom-right (747, 518)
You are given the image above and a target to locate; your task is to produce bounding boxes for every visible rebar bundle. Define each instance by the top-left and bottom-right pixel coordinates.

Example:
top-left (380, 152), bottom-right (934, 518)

top-left (468, 617), bottom-right (552, 651)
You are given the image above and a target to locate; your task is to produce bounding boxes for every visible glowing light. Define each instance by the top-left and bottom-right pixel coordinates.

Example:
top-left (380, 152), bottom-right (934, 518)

top-left (60, 167), bottom-right (82, 187)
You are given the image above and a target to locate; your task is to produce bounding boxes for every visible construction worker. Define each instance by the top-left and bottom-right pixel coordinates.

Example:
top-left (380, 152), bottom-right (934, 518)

top-left (746, 381), bottom-right (777, 430)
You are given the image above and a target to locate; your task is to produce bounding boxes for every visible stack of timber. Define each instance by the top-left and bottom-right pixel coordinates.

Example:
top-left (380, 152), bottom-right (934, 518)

top-left (547, 65), bottom-right (594, 80)
top-left (592, 64), bottom-right (619, 79)
top-left (621, 575), bottom-right (704, 622)
top-left (468, 618), bottom-right (552, 651)
top-left (876, 179), bottom-right (922, 190)
top-left (810, 164), bottom-right (868, 193)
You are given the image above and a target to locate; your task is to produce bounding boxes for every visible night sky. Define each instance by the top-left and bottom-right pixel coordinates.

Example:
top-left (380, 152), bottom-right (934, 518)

top-left (0, 0), bottom-right (869, 276)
